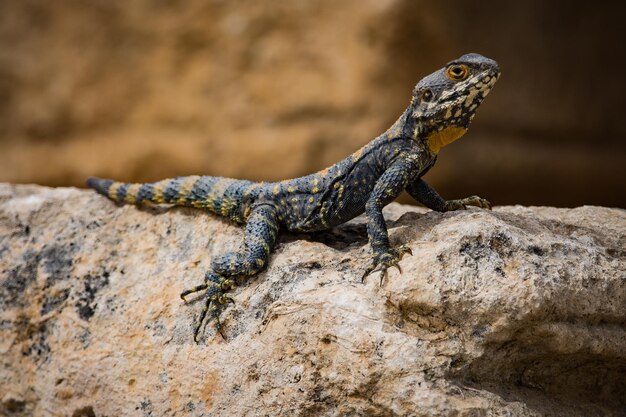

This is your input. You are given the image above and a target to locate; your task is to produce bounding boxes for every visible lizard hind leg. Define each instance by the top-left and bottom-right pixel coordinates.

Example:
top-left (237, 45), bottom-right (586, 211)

top-left (181, 203), bottom-right (280, 341)
top-left (211, 203), bottom-right (280, 277)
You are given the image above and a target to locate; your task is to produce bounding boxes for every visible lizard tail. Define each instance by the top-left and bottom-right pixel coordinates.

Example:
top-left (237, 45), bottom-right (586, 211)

top-left (86, 176), bottom-right (254, 221)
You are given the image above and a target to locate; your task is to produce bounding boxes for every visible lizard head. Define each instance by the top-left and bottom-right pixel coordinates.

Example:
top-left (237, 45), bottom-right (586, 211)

top-left (410, 53), bottom-right (500, 153)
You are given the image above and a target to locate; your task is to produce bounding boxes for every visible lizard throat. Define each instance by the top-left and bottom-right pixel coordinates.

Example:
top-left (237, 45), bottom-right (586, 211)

top-left (426, 126), bottom-right (467, 154)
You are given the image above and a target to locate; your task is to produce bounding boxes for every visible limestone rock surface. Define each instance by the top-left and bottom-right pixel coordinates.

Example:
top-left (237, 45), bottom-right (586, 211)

top-left (1, 184), bottom-right (625, 416)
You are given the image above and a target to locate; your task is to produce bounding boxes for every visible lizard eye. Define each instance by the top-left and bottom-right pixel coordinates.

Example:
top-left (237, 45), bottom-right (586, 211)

top-left (420, 89), bottom-right (434, 103)
top-left (446, 64), bottom-right (469, 81)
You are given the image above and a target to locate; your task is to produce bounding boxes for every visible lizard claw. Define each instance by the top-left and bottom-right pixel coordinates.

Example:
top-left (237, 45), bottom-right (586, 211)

top-left (378, 266), bottom-right (388, 286)
top-left (362, 245), bottom-right (413, 285)
top-left (180, 283), bottom-right (208, 301)
top-left (182, 271), bottom-right (236, 342)
top-left (361, 263), bottom-right (377, 283)
top-left (215, 315), bottom-right (226, 340)
top-left (219, 295), bottom-right (235, 305)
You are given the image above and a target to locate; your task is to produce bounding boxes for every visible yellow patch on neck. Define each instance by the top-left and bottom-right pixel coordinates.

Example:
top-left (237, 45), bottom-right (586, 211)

top-left (426, 126), bottom-right (467, 153)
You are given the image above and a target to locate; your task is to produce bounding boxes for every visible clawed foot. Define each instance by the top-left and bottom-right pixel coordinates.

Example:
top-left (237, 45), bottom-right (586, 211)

top-left (362, 245), bottom-right (413, 285)
top-left (180, 272), bottom-right (236, 342)
top-left (445, 195), bottom-right (491, 211)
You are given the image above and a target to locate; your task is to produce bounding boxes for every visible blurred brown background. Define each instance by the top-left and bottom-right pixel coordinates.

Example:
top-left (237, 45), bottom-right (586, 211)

top-left (1, 0), bottom-right (624, 208)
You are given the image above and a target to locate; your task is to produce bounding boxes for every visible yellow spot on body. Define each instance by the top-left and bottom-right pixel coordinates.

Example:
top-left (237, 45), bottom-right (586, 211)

top-left (108, 182), bottom-right (122, 200)
top-left (320, 202), bottom-right (328, 227)
top-left (244, 182), bottom-right (264, 198)
top-left (426, 126), bottom-right (467, 154)
top-left (313, 178), bottom-right (319, 186)
top-left (387, 115), bottom-right (403, 138)
top-left (273, 185), bottom-right (280, 195)
top-left (176, 176), bottom-right (200, 205)
top-left (287, 186), bottom-right (295, 193)
top-left (124, 183), bottom-right (143, 204)
top-left (255, 258), bottom-right (265, 268)
top-left (312, 187), bottom-right (319, 194)
top-left (308, 197), bottom-right (314, 203)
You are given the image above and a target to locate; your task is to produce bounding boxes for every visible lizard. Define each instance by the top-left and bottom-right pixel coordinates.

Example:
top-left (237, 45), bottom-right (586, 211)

top-left (87, 53), bottom-right (500, 341)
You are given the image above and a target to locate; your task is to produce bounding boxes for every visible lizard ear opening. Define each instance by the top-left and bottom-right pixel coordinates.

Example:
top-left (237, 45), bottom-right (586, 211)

top-left (420, 89), bottom-right (434, 103)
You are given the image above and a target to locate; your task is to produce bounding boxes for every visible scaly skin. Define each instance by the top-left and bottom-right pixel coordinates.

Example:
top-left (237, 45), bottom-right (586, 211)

top-left (87, 53), bottom-right (500, 341)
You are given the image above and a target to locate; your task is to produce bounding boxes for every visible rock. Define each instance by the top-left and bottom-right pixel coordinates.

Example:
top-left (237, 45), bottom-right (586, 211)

top-left (1, 183), bottom-right (625, 416)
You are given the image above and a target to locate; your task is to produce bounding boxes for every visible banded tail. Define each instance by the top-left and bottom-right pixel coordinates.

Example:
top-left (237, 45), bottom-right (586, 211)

top-left (86, 176), bottom-right (255, 222)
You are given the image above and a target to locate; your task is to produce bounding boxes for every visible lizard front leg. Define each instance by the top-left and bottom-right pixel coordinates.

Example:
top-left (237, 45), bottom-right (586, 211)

top-left (406, 179), bottom-right (491, 212)
top-left (362, 156), bottom-right (420, 284)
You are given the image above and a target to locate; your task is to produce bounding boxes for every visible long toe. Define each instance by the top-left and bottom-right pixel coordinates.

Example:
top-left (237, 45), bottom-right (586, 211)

top-left (361, 262), bottom-right (377, 282)
top-left (379, 267), bottom-right (388, 286)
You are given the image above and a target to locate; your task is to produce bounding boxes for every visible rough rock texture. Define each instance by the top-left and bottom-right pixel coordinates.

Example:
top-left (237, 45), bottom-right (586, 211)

top-left (1, 1), bottom-right (625, 207)
top-left (1, 184), bottom-right (625, 417)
